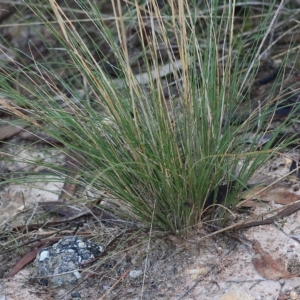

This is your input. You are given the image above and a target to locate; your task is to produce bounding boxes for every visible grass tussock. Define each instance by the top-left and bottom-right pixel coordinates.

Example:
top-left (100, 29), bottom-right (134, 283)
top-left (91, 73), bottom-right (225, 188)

top-left (0, 0), bottom-right (299, 236)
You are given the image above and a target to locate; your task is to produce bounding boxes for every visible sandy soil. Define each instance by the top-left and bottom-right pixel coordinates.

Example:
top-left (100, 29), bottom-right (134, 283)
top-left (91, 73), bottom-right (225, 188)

top-left (1, 146), bottom-right (300, 300)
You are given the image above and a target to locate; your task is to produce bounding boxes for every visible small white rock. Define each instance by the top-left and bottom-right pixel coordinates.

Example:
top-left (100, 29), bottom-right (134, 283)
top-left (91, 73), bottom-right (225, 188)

top-left (38, 250), bottom-right (49, 262)
top-left (290, 291), bottom-right (298, 300)
top-left (17, 205), bottom-right (25, 212)
top-left (129, 270), bottom-right (143, 278)
top-left (78, 241), bottom-right (86, 248)
top-left (72, 270), bottom-right (81, 279)
top-left (220, 290), bottom-right (255, 300)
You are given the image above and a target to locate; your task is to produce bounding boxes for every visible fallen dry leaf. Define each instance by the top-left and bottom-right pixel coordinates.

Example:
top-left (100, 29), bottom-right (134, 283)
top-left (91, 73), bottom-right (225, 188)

top-left (252, 239), bottom-right (293, 280)
top-left (7, 238), bottom-right (60, 278)
top-left (263, 187), bottom-right (299, 205)
top-left (12, 204), bottom-right (91, 232)
top-left (242, 185), bottom-right (300, 206)
top-left (39, 201), bottom-right (89, 218)
top-left (0, 123), bottom-right (27, 140)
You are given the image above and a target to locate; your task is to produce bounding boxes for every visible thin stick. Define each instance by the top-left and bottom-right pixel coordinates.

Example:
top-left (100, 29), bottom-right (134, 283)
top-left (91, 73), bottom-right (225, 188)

top-left (98, 268), bottom-right (131, 300)
top-left (176, 244), bottom-right (236, 300)
top-left (141, 200), bottom-right (156, 299)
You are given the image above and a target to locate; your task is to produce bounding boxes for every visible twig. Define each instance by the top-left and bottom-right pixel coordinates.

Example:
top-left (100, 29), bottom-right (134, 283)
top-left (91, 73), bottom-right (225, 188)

top-left (141, 200), bottom-right (156, 299)
top-left (98, 268), bottom-right (131, 300)
top-left (176, 244), bottom-right (236, 300)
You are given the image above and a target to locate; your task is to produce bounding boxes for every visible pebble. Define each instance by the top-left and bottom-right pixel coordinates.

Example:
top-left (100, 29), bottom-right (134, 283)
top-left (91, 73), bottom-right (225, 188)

top-left (187, 267), bottom-right (208, 279)
top-left (290, 291), bottom-right (298, 300)
top-left (220, 290), bottom-right (255, 300)
top-left (129, 270), bottom-right (143, 278)
top-left (71, 292), bottom-right (81, 298)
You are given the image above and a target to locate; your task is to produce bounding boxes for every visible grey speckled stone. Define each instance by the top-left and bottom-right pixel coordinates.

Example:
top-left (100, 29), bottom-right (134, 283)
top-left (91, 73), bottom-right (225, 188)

top-left (35, 236), bottom-right (103, 287)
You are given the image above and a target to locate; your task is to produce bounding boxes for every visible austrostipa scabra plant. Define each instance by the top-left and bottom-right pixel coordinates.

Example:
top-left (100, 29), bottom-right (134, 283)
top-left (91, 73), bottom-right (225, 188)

top-left (0, 0), bottom-right (299, 236)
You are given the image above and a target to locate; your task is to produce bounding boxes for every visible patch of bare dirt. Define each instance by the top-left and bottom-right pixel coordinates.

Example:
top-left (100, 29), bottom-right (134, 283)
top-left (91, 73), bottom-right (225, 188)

top-left (1, 146), bottom-right (300, 300)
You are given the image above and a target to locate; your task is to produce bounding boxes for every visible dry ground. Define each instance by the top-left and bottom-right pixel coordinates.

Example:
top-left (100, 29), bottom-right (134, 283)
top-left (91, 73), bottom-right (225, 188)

top-left (1, 137), bottom-right (300, 299)
top-left (2, 1), bottom-right (300, 299)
